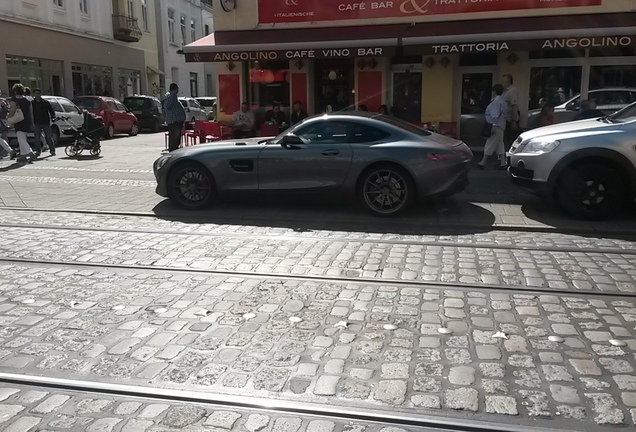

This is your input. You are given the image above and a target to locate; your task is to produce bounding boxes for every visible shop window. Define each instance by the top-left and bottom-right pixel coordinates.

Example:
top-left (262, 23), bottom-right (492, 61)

top-left (590, 65), bottom-right (636, 90)
top-left (528, 66), bottom-right (582, 110)
top-left (529, 49), bottom-right (584, 59)
top-left (459, 53), bottom-right (497, 67)
top-left (7, 55), bottom-right (64, 95)
top-left (118, 68), bottom-right (141, 98)
top-left (72, 64), bottom-right (112, 97)
top-left (314, 61), bottom-right (354, 113)
top-left (248, 61), bottom-right (290, 108)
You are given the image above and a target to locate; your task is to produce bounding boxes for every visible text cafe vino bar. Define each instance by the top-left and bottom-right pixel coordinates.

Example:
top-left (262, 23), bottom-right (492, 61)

top-left (183, 0), bottom-right (636, 147)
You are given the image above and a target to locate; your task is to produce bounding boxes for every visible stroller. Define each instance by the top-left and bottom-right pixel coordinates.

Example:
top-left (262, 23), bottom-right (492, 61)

top-left (58, 110), bottom-right (105, 157)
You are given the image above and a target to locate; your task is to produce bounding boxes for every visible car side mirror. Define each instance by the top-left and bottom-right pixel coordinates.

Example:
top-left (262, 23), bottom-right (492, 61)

top-left (281, 134), bottom-right (303, 148)
top-left (565, 102), bottom-right (576, 111)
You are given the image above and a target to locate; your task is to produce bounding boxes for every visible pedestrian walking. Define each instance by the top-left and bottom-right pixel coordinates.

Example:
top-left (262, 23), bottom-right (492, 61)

top-left (8, 83), bottom-right (35, 162)
top-left (501, 74), bottom-right (519, 149)
top-left (164, 83), bottom-right (186, 152)
top-left (0, 96), bottom-right (12, 158)
top-left (31, 88), bottom-right (56, 156)
top-left (476, 84), bottom-right (507, 170)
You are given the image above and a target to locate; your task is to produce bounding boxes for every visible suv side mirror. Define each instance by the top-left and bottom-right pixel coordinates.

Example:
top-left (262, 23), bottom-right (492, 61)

top-left (281, 134), bottom-right (303, 148)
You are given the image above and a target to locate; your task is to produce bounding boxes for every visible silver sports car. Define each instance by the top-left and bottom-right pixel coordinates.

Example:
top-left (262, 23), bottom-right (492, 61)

top-left (153, 112), bottom-right (473, 216)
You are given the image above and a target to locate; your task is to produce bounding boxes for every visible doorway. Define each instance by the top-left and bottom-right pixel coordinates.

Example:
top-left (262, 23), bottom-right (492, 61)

top-left (458, 68), bottom-right (495, 149)
top-left (314, 60), bottom-right (354, 113)
top-left (392, 71), bottom-right (422, 123)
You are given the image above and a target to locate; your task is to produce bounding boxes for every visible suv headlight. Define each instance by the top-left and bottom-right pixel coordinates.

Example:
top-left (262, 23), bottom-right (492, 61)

top-left (155, 155), bottom-right (173, 170)
top-left (518, 139), bottom-right (561, 155)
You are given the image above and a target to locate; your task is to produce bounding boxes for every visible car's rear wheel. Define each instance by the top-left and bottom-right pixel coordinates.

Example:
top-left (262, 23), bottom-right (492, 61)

top-left (556, 163), bottom-right (625, 220)
top-left (167, 162), bottom-right (216, 210)
top-left (358, 164), bottom-right (414, 216)
top-left (105, 123), bottom-right (115, 139)
top-left (129, 122), bottom-right (139, 136)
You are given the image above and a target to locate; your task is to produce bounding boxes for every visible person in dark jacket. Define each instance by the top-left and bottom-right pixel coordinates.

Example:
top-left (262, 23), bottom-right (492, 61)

top-left (32, 89), bottom-right (56, 156)
top-left (8, 83), bottom-right (35, 162)
top-left (290, 100), bottom-right (307, 126)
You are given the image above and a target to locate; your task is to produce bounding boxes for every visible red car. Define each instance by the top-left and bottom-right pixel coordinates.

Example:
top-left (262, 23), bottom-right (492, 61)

top-left (74, 96), bottom-right (139, 139)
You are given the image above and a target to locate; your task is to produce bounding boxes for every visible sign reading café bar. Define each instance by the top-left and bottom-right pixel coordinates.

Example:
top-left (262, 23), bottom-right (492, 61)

top-left (258, 0), bottom-right (602, 24)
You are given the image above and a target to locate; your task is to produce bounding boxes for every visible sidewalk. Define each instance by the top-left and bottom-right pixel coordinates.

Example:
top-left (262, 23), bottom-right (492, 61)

top-left (0, 132), bottom-right (634, 234)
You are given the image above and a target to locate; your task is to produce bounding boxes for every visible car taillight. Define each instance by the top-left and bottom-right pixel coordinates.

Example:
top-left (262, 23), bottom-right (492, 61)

top-left (427, 151), bottom-right (463, 161)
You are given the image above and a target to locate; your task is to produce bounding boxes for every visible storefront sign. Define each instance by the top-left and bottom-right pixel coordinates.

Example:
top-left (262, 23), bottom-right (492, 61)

top-left (258, 0), bottom-right (602, 24)
top-left (406, 35), bottom-right (634, 55)
top-left (186, 46), bottom-right (392, 62)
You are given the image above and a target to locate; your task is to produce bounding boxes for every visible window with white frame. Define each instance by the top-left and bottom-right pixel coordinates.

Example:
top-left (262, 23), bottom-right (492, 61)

top-left (141, 0), bottom-right (149, 32)
top-left (190, 19), bottom-right (196, 43)
top-left (53, 0), bottom-right (64, 8)
top-left (180, 16), bottom-right (187, 46)
top-left (79, 0), bottom-right (89, 15)
top-left (168, 9), bottom-right (175, 44)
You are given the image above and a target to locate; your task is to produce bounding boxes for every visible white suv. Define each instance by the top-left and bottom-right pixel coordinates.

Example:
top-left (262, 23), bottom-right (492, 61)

top-left (509, 101), bottom-right (636, 220)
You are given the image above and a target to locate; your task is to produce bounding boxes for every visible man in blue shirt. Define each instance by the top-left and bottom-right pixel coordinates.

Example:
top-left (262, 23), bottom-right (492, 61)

top-left (164, 83), bottom-right (186, 152)
top-left (476, 84), bottom-right (507, 170)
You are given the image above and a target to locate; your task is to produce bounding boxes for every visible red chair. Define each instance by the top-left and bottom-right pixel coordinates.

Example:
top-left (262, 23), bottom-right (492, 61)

top-left (260, 123), bottom-right (279, 137)
top-left (201, 121), bottom-right (222, 142)
top-left (164, 123), bottom-right (186, 150)
top-left (186, 120), bottom-right (206, 146)
top-left (438, 121), bottom-right (457, 138)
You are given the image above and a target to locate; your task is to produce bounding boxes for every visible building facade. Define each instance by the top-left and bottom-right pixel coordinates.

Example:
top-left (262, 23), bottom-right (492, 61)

top-left (0, 0), bottom-right (159, 100)
top-left (183, 0), bottom-right (636, 146)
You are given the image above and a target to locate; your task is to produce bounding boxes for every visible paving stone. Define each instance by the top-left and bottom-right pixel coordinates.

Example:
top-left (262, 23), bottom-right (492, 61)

top-left (485, 396), bottom-right (518, 415)
top-left (448, 366), bottom-right (475, 385)
top-left (314, 376), bottom-right (340, 396)
top-left (204, 411), bottom-right (242, 429)
top-left (585, 393), bottom-right (625, 425)
top-left (445, 388), bottom-right (478, 412)
top-left (31, 394), bottom-right (70, 414)
top-left (550, 385), bottom-right (580, 403)
top-left (569, 359), bottom-right (602, 376)
top-left (411, 394), bottom-right (441, 409)
top-left (374, 380), bottom-right (407, 405)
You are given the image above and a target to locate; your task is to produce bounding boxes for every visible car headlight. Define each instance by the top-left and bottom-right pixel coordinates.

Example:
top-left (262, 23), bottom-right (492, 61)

top-left (155, 155), bottom-right (173, 170)
top-left (518, 139), bottom-right (561, 155)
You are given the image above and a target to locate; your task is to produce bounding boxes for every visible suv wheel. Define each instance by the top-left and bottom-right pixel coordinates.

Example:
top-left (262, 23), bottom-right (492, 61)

top-left (556, 163), bottom-right (625, 220)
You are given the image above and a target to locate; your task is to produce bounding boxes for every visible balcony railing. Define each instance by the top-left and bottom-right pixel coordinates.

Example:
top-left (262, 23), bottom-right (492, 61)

top-left (112, 14), bottom-right (142, 42)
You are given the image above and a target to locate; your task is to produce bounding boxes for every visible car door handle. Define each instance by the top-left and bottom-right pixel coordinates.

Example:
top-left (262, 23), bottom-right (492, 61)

top-left (321, 149), bottom-right (339, 156)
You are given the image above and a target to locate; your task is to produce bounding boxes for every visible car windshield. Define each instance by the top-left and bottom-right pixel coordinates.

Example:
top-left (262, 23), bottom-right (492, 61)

top-left (180, 100), bottom-right (187, 107)
top-left (75, 98), bottom-right (101, 109)
top-left (124, 98), bottom-right (151, 109)
top-left (197, 99), bottom-right (216, 107)
top-left (606, 102), bottom-right (636, 123)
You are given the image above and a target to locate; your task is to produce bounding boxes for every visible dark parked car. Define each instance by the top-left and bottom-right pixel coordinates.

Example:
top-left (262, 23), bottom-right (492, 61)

top-left (123, 95), bottom-right (165, 132)
top-left (153, 112), bottom-right (473, 216)
top-left (74, 96), bottom-right (138, 139)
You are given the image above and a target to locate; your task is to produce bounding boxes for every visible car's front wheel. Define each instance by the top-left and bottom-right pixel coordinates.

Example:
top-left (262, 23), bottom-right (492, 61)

top-left (358, 165), bottom-right (414, 216)
top-left (167, 162), bottom-right (216, 210)
top-left (556, 163), bottom-right (625, 220)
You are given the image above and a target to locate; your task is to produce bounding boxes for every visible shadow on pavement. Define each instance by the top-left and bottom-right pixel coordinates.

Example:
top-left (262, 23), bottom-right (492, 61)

top-left (521, 199), bottom-right (636, 239)
top-left (152, 195), bottom-right (497, 235)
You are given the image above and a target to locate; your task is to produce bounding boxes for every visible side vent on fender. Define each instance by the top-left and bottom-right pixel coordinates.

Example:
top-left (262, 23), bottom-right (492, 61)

top-left (229, 159), bottom-right (254, 172)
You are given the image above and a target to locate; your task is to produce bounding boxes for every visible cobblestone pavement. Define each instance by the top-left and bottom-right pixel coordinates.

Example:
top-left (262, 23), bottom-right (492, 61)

top-left (1, 385), bottom-right (443, 432)
top-left (0, 261), bottom-right (635, 430)
top-left (0, 133), bottom-right (634, 232)
top-left (0, 217), bottom-right (635, 294)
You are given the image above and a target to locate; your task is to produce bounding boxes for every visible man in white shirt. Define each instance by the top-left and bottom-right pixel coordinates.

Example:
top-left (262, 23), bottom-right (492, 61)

top-left (232, 102), bottom-right (255, 138)
top-left (501, 74), bottom-right (519, 149)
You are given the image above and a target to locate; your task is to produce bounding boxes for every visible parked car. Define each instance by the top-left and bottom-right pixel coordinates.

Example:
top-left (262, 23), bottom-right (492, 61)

top-left (179, 97), bottom-right (208, 123)
top-left (74, 96), bottom-right (138, 139)
top-left (123, 95), bottom-right (165, 132)
top-left (508, 101), bottom-right (636, 220)
top-left (153, 112), bottom-right (473, 216)
top-left (6, 95), bottom-right (86, 147)
top-left (195, 96), bottom-right (217, 120)
top-left (527, 87), bottom-right (636, 129)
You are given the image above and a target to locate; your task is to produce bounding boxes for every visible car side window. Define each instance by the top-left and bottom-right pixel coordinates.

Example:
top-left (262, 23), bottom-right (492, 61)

top-left (349, 124), bottom-right (390, 143)
top-left (48, 100), bottom-right (62, 112)
top-left (295, 122), bottom-right (350, 145)
top-left (59, 99), bottom-right (78, 114)
top-left (115, 101), bottom-right (127, 111)
top-left (107, 101), bottom-right (118, 111)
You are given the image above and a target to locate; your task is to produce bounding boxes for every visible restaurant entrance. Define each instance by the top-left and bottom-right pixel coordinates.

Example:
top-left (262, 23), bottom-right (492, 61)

top-left (314, 60), bottom-right (354, 113)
